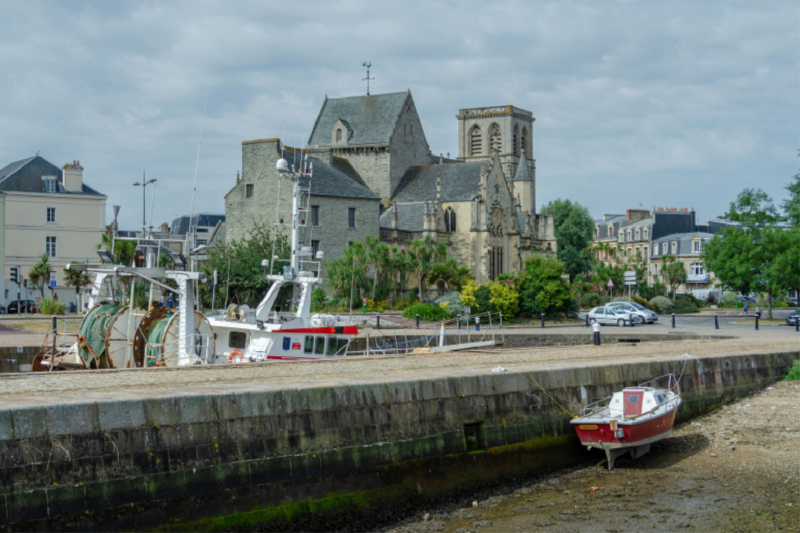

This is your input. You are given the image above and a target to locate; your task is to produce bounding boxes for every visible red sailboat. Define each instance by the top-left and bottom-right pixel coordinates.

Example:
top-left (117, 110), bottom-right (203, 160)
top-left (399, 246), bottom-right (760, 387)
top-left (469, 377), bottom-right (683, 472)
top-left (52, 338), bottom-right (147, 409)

top-left (571, 374), bottom-right (682, 470)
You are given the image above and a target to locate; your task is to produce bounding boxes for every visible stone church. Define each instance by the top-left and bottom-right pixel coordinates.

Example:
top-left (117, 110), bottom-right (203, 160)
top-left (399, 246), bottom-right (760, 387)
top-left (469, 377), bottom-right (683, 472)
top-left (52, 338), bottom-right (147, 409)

top-left (224, 91), bottom-right (556, 285)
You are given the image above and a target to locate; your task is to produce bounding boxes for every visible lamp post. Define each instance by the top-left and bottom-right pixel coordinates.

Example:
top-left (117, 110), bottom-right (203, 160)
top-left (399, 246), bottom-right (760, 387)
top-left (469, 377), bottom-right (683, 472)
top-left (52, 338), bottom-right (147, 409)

top-left (133, 172), bottom-right (157, 232)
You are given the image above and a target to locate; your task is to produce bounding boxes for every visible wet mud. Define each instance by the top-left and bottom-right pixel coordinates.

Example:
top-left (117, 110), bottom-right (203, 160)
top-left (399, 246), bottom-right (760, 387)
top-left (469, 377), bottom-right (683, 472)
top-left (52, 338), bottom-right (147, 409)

top-left (382, 381), bottom-right (800, 533)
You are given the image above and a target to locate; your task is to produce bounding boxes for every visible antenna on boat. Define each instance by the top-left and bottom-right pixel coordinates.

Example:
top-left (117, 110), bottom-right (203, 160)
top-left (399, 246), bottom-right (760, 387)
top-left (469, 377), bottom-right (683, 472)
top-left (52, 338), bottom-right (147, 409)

top-left (281, 122), bottom-right (286, 159)
top-left (188, 91), bottom-right (209, 251)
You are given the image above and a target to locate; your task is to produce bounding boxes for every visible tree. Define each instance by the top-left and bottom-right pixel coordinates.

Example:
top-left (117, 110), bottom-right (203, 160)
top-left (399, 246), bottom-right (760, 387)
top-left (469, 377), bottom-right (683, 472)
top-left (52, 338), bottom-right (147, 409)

top-left (551, 199), bottom-right (595, 280)
top-left (489, 280), bottom-right (519, 318)
top-left (428, 258), bottom-right (473, 294)
top-left (723, 188), bottom-right (779, 228)
top-left (324, 240), bottom-right (369, 307)
top-left (29, 253), bottom-right (52, 299)
top-left (201, 221), bottom-right (290, 308)
top-left (387, 246), bottom-right (411, 302)
top-left (782, 172), bottom-right (800, 228)
top-left (364, 236), bottom-right (389, 301)
top-left (660, 255), bottom-right (686, 301)
top-left (97, 232), bottom-right (136, 266)
top-left (515, 255), bottom-right (572, 318)
top-left (407, 236), bottom-right (436, 300)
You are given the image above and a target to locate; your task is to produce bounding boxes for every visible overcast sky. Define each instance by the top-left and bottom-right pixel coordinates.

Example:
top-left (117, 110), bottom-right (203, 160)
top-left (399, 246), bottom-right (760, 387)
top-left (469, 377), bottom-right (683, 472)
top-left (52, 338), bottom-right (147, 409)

top-left (1, 0), bottom-right (797, 230)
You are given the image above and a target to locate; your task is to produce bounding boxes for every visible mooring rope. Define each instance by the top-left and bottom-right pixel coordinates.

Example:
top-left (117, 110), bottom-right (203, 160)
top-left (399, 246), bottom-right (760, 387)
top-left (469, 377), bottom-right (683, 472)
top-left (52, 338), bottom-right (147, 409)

top-left (522, 371), bottom-right (579, 419)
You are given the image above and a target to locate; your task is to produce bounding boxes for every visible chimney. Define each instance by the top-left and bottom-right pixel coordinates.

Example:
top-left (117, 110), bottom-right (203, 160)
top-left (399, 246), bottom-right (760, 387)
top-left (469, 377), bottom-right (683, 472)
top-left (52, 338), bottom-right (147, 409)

top-left (62, 161), bottom-right (84, 193)
top-left (161, 222), bottom-right (169, 232)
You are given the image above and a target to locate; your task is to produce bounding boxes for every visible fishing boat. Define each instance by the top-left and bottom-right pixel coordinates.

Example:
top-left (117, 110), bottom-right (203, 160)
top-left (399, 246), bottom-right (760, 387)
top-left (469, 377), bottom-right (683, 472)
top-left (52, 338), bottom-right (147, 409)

top-left (571, 374), bottom-right (682, 470)
top-left (205, 155), bottom-right (358, 363)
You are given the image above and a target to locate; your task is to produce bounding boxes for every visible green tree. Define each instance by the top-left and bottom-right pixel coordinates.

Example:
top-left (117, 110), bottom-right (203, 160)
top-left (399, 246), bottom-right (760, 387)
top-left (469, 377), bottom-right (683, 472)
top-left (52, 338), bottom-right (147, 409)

top-left (723, 188), bottom-right (780, 228)
top-left (407, 236), bottom-right (436, 300)
top-left (551, 199), bottom-right (595, 280)
top-left (324, 240), bottom-right (369, 307)
top-left (364, 236), bottom-right (390, 301)
top-left (489, 280), bottom-right (519, 318)
top-left (516, 255), bottom-right (572, 318)
top-left (782, 172), bottom-right (800, 228)
top-left (29, 253), bottom-right (52, 299)
top-left (201, 221), bottom-right (290, 308)
top-left (660, 255), bottom-right (686, 300)
top-left (97, 232), bottom-right (137, 266)
top-left (428, 258), bottom-right (473, 294)
top-left (702, 227), bottom-right (759, 299)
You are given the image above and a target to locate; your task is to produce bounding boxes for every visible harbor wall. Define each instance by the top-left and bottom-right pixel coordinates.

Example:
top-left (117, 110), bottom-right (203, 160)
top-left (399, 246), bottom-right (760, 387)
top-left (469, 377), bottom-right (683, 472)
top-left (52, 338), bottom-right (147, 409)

top-left (0, 349), bottom-right (795, 531)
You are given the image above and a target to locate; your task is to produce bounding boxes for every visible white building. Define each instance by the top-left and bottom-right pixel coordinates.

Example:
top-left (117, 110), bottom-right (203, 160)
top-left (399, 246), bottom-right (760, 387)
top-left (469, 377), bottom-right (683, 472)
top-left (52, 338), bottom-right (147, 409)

top-left (0, 156), bottom-right (106, 307)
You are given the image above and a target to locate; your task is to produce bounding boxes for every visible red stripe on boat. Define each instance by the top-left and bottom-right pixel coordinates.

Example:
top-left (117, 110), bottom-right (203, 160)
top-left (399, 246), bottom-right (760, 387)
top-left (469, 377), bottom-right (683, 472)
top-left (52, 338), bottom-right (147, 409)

top-left (278, 326), bottom-right (358, 334)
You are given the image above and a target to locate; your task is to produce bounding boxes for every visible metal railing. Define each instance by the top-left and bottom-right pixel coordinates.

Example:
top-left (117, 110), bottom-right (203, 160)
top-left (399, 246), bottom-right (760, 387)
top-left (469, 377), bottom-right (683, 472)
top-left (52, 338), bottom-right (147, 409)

top-left (580, 373), bottom-right (680, 418)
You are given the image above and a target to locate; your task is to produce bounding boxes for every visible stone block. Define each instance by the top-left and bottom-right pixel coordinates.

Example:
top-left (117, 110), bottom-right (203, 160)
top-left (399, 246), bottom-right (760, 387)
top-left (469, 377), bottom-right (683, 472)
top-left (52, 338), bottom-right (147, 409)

top-left (209, 393), bottom-right (238, 421)
top-left (0, 410), bottom-right (13, 441)
top-left (291, 452), bottom-right (321, 480)
top-left (97, 399), bottom-right (145, 431)
top-left (249, 455), bottom-right (292, 485)
top-left (143, 397), bottom-right (181, 427)
top-left (5, 488), bottom-right (48, 523)
top-left (184, 465), bottom-right (224, 496)
top-left (46, 483), bottom-right (87, 517)
top-left (175, 395), bottom-right (212, 425)
top-left (12, 406), bottom-right (47, 440)
top-left (46, 403), bottom-right (99, 437)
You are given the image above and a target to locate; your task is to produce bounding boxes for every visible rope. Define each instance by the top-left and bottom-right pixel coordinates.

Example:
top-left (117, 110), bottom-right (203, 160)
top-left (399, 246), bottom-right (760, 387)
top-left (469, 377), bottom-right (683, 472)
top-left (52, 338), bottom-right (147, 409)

top-left (77, 304), bottom-right (121, 366)
top-left (522, 371), bottom-right (579, 419)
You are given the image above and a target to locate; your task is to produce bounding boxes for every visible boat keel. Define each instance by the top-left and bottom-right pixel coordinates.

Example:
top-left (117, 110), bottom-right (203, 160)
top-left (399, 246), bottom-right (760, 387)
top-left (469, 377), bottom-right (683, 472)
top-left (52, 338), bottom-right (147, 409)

top-left (604, 443), bottom-right (651, 470)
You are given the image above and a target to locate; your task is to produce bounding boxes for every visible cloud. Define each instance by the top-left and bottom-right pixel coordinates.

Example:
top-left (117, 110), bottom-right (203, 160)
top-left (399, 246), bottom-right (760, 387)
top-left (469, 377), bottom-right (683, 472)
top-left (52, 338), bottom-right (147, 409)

top-left (0, 0), bottom-right (796, 229)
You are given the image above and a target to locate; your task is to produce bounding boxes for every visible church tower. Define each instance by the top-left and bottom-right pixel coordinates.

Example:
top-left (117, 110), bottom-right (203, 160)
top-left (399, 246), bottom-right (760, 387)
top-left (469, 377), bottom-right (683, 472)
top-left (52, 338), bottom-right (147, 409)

top-left (455, 105), bottom-right (536, 211)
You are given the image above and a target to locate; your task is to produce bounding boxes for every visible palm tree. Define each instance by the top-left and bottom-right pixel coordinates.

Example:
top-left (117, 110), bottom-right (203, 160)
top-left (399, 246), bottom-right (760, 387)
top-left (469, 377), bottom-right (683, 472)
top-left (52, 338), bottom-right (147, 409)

top-left (29, 253), bottom-right (52, 298)
top-left (98, 232), bottom-right (136, 266)
top-left (387, 246), bottom-right (410, 302)
top-left (365, 236), bottom-right (389, 301)
top-left (408, 236), bottom-right (435, 301)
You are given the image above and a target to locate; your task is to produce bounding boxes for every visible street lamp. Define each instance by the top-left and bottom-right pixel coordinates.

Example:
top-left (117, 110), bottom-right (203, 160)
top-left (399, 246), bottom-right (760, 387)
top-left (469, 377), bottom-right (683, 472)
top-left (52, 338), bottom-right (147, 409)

top-left (133, 173), bottom-right (157, 232)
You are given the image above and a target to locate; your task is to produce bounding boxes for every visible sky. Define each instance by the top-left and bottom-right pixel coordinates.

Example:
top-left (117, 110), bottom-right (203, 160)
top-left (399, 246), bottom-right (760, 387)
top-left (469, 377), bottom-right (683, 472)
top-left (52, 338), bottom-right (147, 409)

top-left (0, 0), bottom-right (797, 230)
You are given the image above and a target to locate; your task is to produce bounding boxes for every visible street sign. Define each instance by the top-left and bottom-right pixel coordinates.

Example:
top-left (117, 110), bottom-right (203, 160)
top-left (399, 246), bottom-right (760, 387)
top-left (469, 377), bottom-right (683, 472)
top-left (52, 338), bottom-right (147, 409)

top-left (624, 270), bottom-right (636, 277)
top-left (624, 281), bottom-right (636, 286)
top-left (49, 272), bottom-right (57, 289)
top-left (607, 279), bottom-right (614, 287)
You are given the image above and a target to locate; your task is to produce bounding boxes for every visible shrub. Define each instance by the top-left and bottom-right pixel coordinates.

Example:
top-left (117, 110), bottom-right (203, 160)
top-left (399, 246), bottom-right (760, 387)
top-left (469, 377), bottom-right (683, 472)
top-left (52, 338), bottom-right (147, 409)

top-left (721, 292), bottom-right (738, 308)
top-left (516, 256), bottom-right (571, 319)
top-left (474, 284), bottom-right (493, 313)
top-left (672, 299), bottom-right (699, 314)
top-left (598, 295), bottom-right (613, 306)
top-left (489, 281), bottom-right (520, 318)
top-left (775, 300), bottom-right (788, 308)
top-left (39, 296), bottom-right (66, 315)
top-left (401, 304), bottom-right (450, 322)
top-left (784, 360), bottom-right (800, 381)
top-left (437, 291), bottom-right (464, 317)
top-left (649, 296), bottom-right (674, 314)
top-left (565, 298), bottom-right (580, 319)
top-left (580, 293), bottom-right (599, 309)
top-left (459, 280), bottom-right (478, 309)
top-left (631, 294), bottom-right (654, 311)
top-left (706, 293), bottom-right (717, 305)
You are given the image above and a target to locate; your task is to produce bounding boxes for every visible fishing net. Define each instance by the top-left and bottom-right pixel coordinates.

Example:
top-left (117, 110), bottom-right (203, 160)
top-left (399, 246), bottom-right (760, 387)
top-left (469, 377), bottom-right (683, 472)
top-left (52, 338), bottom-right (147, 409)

top-left (78, 304), bottom-right (121, 367)
top-left (145, 316), bottom-right (172, 366)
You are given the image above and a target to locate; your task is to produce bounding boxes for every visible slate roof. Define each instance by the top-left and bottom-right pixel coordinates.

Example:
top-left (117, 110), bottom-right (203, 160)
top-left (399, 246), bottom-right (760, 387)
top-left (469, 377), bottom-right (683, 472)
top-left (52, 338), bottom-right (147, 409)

top-left (0, 155), bottom-right (104, 196)
top-left (303, 156), bottom-right (380, 200)
top-left (170, 213), bottom-right (226, 235)
top-left (513, 153), bottom-right (533, 182)
top-left (652, 232), bottom-right (713, 257)
top-left (392, 161), bottom-right (485, 203)
top-left (307, 92), bottom-right (409, 147)
top-left (379, 202), bottom-right (426, 232)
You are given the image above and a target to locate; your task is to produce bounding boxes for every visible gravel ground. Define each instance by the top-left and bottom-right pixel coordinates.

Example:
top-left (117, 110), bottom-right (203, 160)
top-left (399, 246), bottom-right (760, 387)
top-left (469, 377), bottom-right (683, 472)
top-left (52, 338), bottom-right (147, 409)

top-left (382, 380), bottom-right (800, 533)
top-left (0, 327), bottom-right (797, 404)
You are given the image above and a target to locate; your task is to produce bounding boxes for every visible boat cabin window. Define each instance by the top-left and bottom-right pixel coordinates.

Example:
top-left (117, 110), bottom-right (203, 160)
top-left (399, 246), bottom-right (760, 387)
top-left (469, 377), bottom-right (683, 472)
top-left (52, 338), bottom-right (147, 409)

top-left (304, 335), bottom-right (314, 354)
top-left (314, 336), bottom-right (325, 355)
top-left (229, 331), bottom-right (247, 349)
top-left (327, 338), bottom-right (339, 355)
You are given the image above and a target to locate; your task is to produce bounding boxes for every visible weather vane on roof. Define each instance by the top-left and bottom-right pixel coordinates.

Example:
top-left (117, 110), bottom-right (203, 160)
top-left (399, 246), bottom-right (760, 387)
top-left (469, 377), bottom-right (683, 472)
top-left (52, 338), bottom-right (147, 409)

top-left (362, 61), bottom-right (374, 96)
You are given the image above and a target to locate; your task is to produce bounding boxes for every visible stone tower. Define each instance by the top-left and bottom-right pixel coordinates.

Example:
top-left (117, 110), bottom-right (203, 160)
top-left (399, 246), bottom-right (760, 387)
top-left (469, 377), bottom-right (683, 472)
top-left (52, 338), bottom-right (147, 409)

top-left (455, 105), bottom-right (536, 212)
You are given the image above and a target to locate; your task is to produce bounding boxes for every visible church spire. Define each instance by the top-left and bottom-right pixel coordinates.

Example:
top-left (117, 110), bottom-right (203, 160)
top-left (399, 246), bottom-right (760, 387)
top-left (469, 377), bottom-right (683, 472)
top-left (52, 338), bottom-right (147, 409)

top-left (513, 149), bottom-right (533, 182)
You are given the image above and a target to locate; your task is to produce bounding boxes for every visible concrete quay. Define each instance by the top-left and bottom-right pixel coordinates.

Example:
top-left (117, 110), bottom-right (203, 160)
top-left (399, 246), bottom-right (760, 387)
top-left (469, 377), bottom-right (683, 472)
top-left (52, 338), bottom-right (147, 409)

top-left (0, 332), bottom-right (797, 531)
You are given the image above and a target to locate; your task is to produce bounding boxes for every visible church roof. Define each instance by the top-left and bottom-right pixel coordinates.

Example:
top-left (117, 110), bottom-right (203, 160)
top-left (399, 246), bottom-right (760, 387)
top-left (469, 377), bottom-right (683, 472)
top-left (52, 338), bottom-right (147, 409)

top-left (513, 152), bottom-right (533, 182)
top-left (302, 156), bottom-right (380, 200)
top-left (392, 161), bottom-right (485, 203)
top-left (307, 92), bottom-right (409, 147)
top-left (379, 202), bottom-right (426, 232)
top-left (0, 155), bottom-right (104, 196)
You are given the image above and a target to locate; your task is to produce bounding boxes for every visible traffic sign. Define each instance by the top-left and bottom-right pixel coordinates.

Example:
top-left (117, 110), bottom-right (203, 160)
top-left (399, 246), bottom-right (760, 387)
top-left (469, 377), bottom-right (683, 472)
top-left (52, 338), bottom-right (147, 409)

top-left (607, 279), bottom-right (614, 287)
top-left (49, 272), bottom-right (57, 289)
top-left (624, 270), bottom-right (636, 277)
top-left (624, 281), bottom-right (636, 286)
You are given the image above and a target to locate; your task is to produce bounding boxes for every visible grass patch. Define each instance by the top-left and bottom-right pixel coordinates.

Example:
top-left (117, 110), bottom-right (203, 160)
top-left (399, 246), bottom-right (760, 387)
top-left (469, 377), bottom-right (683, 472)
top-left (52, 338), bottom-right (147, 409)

top-left (783, 360), bottom-right (800, 381)
top-left (729, 319), bottom-right (786, 326)
top-left (4, 320), bottom-right (82, 334)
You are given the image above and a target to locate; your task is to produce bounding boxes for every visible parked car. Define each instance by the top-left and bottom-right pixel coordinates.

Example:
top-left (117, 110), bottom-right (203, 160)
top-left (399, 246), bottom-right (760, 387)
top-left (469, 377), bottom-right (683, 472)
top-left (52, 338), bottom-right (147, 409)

top-left (7, 300), bottom-right (39, 314)
top-left (607, 301), bottom-right (658, 324)
top-left (738, 295), bottom-right (756, 303)
top-left (786, 311), bottom-right (800, 326)
top-left (587, 306), bottom-right (636, 326)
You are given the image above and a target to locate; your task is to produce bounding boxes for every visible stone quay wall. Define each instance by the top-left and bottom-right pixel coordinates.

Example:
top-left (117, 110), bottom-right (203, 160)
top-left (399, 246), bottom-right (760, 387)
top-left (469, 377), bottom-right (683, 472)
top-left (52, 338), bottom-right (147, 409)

top-left (0, 350), bottom-right (795, 531)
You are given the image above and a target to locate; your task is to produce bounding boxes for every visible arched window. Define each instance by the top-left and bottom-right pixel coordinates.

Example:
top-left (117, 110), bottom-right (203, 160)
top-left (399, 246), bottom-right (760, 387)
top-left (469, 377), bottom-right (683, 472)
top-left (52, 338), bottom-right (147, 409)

top-left (336, 129), bottom-right (342, 142)
top-left (608, 226), bottom-right (614, 238)
top-left (690, 262), bottom-right (704, 276)
top-left (490, 124), bottom-right (502, 154)
top-left (671, 242), bottom-right (678, 254)
top-left (512, 125), bottom-right (519, 155)
top-left (469, 126), bottom-right (482, 156)
top-left (445, 207), bottom-right (457, 232)
top-left (521, 127), bottom-right (528, 155)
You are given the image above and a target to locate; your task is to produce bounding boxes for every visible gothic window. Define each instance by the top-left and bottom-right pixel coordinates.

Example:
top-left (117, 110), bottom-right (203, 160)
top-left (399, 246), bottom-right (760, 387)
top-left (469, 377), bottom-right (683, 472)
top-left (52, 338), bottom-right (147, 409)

top-left (490, 124), bottom-right (502, 154)
top-left (445, 208), bottom-right (456, 232)
top-left (336, 129), bottom-right (342, 142)
top-left (470, 126), bottom-right (482, 156)
top-left (521, 127), bottom-right (528, 155)
top-left (512, 125), bottom-right (519, 155)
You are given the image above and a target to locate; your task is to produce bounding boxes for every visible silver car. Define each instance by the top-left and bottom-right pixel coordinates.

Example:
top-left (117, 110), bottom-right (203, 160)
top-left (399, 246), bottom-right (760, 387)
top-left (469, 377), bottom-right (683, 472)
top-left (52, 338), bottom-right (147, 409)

top-left (608, 301), bottom-right (658, 324)
top-left (587, 306), bottom-right (636, 327)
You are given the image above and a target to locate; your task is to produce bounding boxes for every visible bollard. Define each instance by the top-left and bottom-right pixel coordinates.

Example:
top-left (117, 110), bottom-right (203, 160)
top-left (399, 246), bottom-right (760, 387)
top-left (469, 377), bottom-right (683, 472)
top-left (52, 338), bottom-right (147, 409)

top-left (795, 319), bottom-right (799, 333)
top-left (671, 313), bottom-right (676, 329)
top-left (416, 314), bottom-right (420, 329)
top-left (755, 312), bottom-right (760, 331)
top-left (499, 312), bottom-right (503, 327)
top-left (714, 314), bottom-right (719, 330)
top-left (376, 315), bottom-right (381, 330)
top-left (476, 317), bottom-right (480, 331)
top-left (541, 313), bottom-right (545, 328)
top-left (51, 316), bottom-right (58, 333)
top-left (630, 315), bottom-right (634, 327)
top-left (457, 314), bottom-right (461, 330)
top-left (585, 314), bottom-right (590, 327)
top-left (593, 323), bottom-right (601, 346)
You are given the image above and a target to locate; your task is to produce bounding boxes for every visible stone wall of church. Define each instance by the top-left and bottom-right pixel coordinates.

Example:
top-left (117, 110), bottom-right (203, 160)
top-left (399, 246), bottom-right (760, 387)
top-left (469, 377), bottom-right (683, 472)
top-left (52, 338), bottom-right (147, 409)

top-left (337, 149), bottom-right (391, 200)
top-left (309, 197), bottom-right (379, 263)
top-left (442, 201), bottom-right (473, 272)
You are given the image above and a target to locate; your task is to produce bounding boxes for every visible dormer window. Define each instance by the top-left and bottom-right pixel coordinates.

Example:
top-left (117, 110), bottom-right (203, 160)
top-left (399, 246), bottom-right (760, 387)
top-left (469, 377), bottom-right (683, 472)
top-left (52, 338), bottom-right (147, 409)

top-left (608, 226), bottom-right (614, 238)
top-left (336, 129), bottom-right (342, 142)
top-left (672, 242), bottom-right (678, 254)
top-left (43, 176), bottom-right (57, 193)
top-left (693, 241), bottom-right (701, 253)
